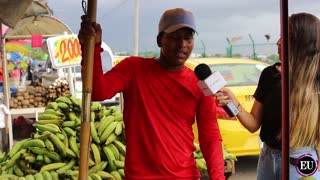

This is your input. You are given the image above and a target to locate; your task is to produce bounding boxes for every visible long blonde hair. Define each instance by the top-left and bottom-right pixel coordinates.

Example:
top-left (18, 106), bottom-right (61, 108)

top-left (289, 12), bottom-right (320, 149)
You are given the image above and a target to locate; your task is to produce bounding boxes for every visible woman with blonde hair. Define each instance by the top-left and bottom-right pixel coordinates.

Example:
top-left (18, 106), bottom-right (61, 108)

top-left (288, 12), bottom-right (320, 179)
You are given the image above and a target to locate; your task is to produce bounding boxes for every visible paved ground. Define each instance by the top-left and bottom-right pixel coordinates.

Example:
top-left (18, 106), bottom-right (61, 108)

top-left (229, 156), bottom-right (259, 180)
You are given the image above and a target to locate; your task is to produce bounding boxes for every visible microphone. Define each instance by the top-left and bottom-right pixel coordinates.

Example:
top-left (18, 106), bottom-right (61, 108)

top-left (194, 63), bottom-right (239, 117)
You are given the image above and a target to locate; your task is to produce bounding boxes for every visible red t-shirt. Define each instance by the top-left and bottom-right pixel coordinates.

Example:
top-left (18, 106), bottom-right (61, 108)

top-left (89, 45), bottom-right (225, 180)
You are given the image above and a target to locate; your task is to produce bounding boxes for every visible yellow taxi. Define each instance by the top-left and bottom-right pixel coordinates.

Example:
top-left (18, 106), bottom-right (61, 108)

top-left (185, 57), bottom-right (269, 156)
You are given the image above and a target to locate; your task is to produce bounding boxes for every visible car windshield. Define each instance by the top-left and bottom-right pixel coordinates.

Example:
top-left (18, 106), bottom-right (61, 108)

top-left (209, 63), bottom-right (267, 86)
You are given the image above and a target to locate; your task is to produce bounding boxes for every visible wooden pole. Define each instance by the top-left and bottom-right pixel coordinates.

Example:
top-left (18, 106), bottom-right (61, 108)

top-left (280, 0), bottom-right (289, 178)
top-left (1, 24), bottom-right (11, 151)
top-left (79, 0), bottom-right (97, 179)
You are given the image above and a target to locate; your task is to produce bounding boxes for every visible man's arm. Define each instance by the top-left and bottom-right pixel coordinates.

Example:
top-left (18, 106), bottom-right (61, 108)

top-left (200, 140), bottom-right (225, 179)
top-left (196, 96), bottom-right (225, 180)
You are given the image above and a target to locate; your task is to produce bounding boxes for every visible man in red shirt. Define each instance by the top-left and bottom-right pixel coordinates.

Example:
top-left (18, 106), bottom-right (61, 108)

top-left (79, 8), bottom-right (225, 180)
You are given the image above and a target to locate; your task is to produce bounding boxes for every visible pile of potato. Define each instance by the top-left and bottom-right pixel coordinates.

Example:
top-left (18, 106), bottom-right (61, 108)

top-left (9, 78), bottom-right (71, 109)
top-left (9, 85), bottom-right (48, 109)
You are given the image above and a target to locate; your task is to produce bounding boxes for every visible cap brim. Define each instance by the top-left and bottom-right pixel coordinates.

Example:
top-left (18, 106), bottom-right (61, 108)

top-left (163, 24), bottom-right (197, 34)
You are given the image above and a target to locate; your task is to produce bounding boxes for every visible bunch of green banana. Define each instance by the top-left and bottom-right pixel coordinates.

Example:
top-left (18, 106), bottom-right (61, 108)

top-left (0, 150), bottom-right (8, 164)
top-left (193, 143), bottom-right (237, 171)
top-left (38, 104), bottom-right (66, 123)
top-left (96, 115), bottom-right (124, 145)
top-left (222, 145), bottom-right (237, 161)
top-left (0, 170), bottom-right (60, 180)
top-left (192, 143), bottom-right (207, 171)
top-left (299, 176), bottom-right (317, 180)
top-left (1, 95), bottom-right (126, 180)
top-left (196, 158), bottom-right (207, 170)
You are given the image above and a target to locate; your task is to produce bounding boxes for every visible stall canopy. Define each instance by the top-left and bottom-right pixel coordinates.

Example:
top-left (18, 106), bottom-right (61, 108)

top-left (0, 0), bottom-right (33, 28)
top-left (0, 0), bottom-right (52, 29)
top-left (1, 0), bottom-right (73, 39)
top-left (23, 0), bottom-right (53, 17)
top-left (0, 0), bottom-right (74, 151)
top-left (4, 15), bottom-right (73, 38)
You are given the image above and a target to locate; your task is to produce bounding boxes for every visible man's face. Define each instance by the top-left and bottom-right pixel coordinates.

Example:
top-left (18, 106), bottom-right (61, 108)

top-left (159, 28), bottom-right (194, 67)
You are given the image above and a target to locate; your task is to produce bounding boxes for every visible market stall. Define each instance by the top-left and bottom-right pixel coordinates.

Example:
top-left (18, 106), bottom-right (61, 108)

top-left (1, 14), bottom-right (74, 150)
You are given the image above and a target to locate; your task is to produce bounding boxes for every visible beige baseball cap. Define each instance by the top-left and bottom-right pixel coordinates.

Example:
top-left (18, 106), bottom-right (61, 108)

top-left (158, 8), bottom-right (197, 34)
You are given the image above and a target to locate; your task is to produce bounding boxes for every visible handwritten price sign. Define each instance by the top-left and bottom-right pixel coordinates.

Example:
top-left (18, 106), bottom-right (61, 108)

top-left (47, 35), bottom-right (82, 69)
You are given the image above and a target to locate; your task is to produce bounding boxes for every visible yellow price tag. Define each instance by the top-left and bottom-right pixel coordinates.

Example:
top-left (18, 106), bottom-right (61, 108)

top-left (47, 35), bottom-right (82, 68)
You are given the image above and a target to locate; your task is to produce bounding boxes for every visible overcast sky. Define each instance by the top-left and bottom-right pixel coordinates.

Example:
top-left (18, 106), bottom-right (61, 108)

top-left (47, 0), bottom-right (320, 56)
